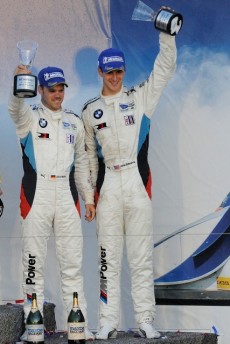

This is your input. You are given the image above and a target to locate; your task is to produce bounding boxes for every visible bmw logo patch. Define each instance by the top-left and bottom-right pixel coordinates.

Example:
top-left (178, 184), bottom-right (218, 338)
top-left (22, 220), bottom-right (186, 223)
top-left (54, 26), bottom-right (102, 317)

top-left (94, 109), bottom-right (103, 119)
top-left (39, 118), bottom-right (48, 128)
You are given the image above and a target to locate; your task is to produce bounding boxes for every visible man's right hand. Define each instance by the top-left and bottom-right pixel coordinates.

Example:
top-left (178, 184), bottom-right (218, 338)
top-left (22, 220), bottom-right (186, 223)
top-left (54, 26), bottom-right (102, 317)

top-left (14, 65), bottom-right (32, 76)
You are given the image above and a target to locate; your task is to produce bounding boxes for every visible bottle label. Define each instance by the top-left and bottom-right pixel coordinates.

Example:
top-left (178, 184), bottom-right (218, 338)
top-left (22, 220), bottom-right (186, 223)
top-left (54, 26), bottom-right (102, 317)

top-left (27, 324), bottom-right (44, 342)
top-left (68, 322), bottom-right (85, 340)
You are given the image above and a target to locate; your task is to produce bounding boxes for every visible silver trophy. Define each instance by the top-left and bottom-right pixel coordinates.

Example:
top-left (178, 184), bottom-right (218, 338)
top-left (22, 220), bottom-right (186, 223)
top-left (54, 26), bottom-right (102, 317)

top-left (132, 0), bottom-right (183, 36)
top-left (14, 40), bottom-right (38, 98)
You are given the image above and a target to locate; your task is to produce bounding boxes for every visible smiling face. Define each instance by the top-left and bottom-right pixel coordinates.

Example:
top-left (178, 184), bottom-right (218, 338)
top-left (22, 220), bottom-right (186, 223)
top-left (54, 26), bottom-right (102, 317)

top-left (38, 84), bottom-right (65, 111)
top-left (98, 68), bottom-right (125, 96)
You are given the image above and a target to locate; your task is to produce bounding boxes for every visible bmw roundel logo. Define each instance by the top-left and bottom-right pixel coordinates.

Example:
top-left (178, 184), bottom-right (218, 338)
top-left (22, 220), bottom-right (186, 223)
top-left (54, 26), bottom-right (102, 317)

top-left (94, 109), bottom-right (103, 119)
top-left (39, 118), bottom-right (48, 128)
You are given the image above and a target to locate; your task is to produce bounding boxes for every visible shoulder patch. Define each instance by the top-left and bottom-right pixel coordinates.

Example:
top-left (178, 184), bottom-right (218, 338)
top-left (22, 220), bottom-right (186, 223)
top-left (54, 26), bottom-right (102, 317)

top-left (125, 86), bottom-right (137, 97)
top-left (82, 96), bottom-right (100, 112)
top-left (139, 79), bottom-right (148, 88)
top-left (64, 109), bottom-right (80, 119)
top-left (30, 104), bottom-right (43, 111)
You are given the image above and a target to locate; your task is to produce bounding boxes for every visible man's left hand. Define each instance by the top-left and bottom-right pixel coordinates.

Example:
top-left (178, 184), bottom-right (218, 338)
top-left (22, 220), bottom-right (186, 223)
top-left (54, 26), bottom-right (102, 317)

top-left (85, 204), bottom-right (96, 222)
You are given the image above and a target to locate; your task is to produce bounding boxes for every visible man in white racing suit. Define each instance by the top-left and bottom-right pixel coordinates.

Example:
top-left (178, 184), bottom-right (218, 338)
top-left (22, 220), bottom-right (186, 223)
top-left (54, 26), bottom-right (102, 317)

top-left (82, 32), bottom-right (177, 340)
top-left (8, 66), bottom-right (95, 341)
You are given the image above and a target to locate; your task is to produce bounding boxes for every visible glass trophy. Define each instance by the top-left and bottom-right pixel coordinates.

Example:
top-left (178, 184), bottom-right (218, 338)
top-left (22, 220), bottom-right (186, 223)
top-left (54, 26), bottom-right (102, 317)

top-left (13, 40), bottom-right (38, 98)
top-left (132, 0), bottom-right (183, 36)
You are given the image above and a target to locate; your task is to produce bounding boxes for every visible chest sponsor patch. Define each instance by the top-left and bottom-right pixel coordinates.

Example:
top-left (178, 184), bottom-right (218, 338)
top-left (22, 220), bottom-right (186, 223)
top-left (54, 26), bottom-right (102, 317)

top-left (37, 132), bottom-right (50, 139)
top-left (39, 118), bottom-right (48, 128)
top-left (94, 109), bottom-right (103, 119)
top-left (124, 115), bottom-right (135, 125)
top-left (63, 122), bottom-right (71, 128)
top-left (66, 133), bottom-right (75, 144)
top-left (119, 101), bottom-right (135, 111)
top-left (95, 122), bottom-right (108, 130)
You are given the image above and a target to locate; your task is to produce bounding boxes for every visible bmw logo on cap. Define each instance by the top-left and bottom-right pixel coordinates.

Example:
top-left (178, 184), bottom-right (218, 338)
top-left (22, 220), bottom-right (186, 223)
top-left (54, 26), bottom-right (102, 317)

top-left (94, 109), bottom-right (103, 119)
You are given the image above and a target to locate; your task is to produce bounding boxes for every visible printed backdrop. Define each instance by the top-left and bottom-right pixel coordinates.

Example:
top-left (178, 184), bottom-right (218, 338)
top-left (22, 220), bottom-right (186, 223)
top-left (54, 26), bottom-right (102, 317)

top-left (0, 0), bottom-right (230, 340)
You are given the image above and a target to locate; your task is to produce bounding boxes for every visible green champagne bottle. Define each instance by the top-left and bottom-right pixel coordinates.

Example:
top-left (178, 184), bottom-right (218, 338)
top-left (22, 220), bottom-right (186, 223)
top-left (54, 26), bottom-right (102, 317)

top-left (67, 292), bottom-right (85, 343)
top-left (26, 293), bottom-right (44, 344)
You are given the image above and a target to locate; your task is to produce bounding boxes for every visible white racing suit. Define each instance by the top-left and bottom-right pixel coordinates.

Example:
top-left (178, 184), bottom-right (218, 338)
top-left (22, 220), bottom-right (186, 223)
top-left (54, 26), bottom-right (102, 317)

top-left (82, 33), bottom-right (177, 328)
top-left (8, 95), bottom-right (94, 323)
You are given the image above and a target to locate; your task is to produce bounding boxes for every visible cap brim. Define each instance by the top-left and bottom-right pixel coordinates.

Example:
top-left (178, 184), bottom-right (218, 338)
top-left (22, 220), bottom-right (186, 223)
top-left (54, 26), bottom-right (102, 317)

top-left (47, 82), bottom-right (68, 88)
top-left (104, 67), bottom-right (125, 73)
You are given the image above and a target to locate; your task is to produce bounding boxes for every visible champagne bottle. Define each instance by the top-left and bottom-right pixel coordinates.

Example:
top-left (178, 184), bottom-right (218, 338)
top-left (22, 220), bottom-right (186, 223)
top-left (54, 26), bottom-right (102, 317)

top-left (68, 292), bottom-right (85, 343)
top-left (26, 293), bottom-right (44, 344)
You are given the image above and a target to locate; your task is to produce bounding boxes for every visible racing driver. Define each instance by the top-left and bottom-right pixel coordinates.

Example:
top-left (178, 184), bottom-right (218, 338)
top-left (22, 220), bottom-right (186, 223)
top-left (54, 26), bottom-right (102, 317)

top-left (82, 31), bottom-right (177, 340)
top-left (8, 65), bottom-right (95, 341)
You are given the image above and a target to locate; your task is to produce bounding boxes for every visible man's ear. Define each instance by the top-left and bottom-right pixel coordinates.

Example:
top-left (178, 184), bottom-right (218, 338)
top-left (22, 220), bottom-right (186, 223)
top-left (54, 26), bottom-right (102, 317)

top-left (38, 85), bottom-right (43, 95)
top-left (98, 67), bottom-right (103, 77)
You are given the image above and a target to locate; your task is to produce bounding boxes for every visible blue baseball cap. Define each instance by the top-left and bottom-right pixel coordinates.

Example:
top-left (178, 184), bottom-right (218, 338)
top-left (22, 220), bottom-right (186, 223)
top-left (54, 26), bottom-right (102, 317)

top-left (98, 48), bottom-right (126, 73)
top-left (38, 66), bottom-right (68, 88)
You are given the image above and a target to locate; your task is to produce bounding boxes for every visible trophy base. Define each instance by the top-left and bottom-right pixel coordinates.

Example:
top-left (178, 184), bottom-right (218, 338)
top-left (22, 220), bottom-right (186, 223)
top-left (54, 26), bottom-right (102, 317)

top-left (154, 9), bottom-right (183, 36)
top-left (13, 74), bottom-right (37, 98)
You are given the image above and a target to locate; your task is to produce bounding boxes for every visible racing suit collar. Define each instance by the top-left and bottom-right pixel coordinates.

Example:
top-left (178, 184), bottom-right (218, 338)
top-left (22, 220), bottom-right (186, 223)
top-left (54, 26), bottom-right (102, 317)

top-left (100, 87), bottom-right (123, 105)
top-left (40, 103), bottom-right (63, 120)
